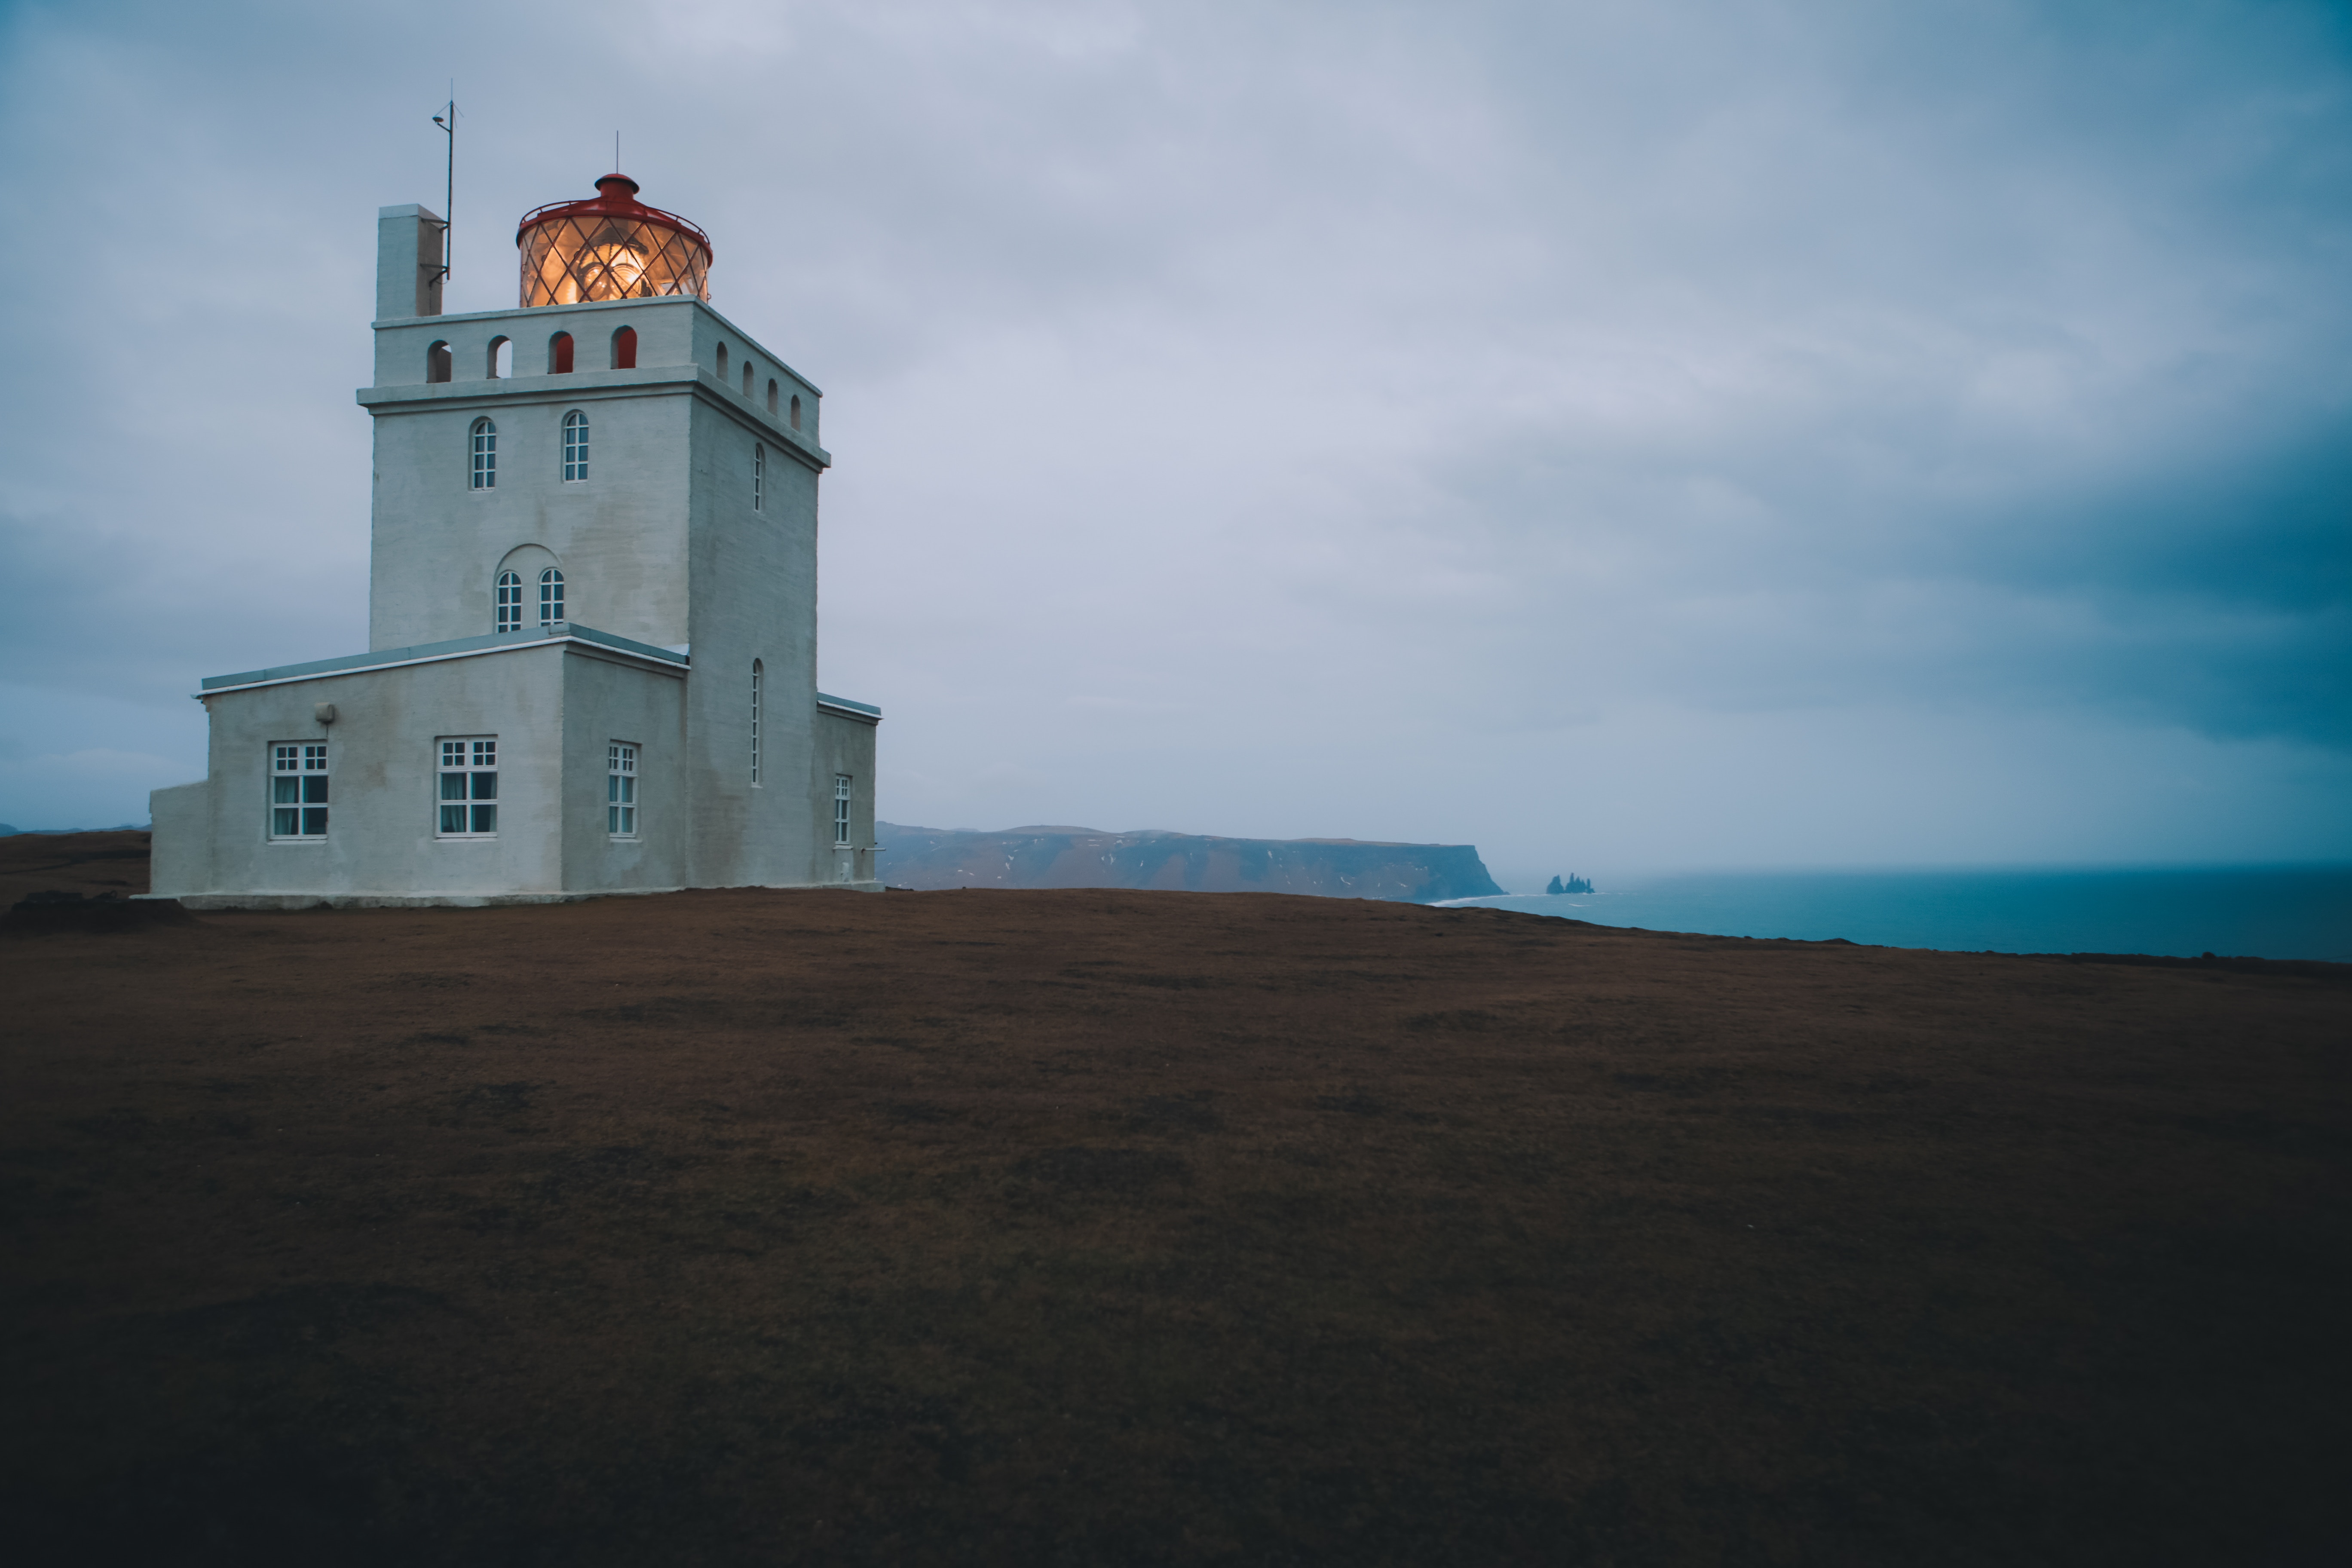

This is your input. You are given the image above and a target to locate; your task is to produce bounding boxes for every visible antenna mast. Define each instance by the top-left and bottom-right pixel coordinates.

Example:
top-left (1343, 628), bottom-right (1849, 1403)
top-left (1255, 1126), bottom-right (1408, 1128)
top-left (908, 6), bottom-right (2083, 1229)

top-left (431, 89), bottom-right (456, 287)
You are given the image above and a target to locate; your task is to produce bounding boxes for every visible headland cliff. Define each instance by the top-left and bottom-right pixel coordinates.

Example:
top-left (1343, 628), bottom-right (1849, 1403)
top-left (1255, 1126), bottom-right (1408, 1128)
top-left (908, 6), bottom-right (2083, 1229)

top-left (876, 822), bottom-right (1505, 902)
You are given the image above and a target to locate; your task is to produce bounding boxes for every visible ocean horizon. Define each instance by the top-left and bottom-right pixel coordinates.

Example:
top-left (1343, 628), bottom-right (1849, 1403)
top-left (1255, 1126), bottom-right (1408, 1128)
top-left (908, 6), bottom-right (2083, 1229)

top-left (1445, 864), bottom-right (2352, 962)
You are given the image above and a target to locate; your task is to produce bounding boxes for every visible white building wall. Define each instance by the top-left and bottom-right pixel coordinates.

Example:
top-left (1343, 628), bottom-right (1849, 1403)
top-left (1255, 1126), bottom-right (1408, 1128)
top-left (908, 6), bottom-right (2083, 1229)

top-left (186, 649), bottom-right (570, 897)
top-left (815, 707), bottom-right (881, 888)
top-left (558, 650), bottom-right (691, 892)
top-left (144, 200), bottom-right (878, 906)
top-left (154, 642), bottom-right (693, 903)
top-left (679, 392), bottom-right (823, 889)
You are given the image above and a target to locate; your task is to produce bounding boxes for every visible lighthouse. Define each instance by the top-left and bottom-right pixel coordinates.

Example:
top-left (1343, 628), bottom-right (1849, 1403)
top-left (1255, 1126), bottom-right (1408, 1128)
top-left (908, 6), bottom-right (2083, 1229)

top-left (147, 175), bottom-right (882, 905)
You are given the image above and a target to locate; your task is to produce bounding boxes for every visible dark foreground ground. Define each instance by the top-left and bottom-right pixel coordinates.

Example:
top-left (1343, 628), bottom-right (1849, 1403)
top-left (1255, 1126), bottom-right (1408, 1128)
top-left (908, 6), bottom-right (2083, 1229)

top-left (3, 833), bottom-right (2347, 1566)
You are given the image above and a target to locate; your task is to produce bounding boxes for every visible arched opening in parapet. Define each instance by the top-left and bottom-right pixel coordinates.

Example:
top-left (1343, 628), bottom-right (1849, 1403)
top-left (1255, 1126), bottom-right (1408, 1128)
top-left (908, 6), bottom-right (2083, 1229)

top-left (549, 331), bottom-right (575, 374)
top-left (426, 340), bottom-right (452, 383)
top-left (766, 378), bottom-right (778, 415)
top-left (487, 337), bottom-right (511, 379)
top-left (611, 326), bottom-right (637, 370)
top-left (789, 394), bottom-right (801, 431)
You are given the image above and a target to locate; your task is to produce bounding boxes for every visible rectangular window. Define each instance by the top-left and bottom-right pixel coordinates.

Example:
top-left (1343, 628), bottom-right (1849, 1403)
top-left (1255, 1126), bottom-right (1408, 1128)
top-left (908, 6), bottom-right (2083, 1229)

top-left (471, 420), bottom-right (496, 489)
top-left (753, 444), bottom-right (764, 512)
top-left (749, 663), bottom-right (762, 785)
top-left (269, 742), bottom-right (328, 839)
top-left (436, 737), bottom-right (499, 836)
top-left (608, 742), bottom-right (638, 837)
top-left (833, 773), bottom-right (852, 846)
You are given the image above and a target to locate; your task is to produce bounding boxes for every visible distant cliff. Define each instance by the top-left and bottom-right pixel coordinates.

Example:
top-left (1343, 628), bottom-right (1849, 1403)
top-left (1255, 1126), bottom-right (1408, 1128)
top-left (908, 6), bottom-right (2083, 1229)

top-left (876, 824), bottom-right (1505, 903)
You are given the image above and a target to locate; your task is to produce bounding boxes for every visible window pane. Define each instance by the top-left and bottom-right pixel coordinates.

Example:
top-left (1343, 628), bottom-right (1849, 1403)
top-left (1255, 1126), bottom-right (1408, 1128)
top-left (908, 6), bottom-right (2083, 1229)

top-left (274, 776), bottom-right (299, 804)
top-left (441, 773), bottom-right (466, 801)
top-left (440, 803), bottom-right (467, 833)
top-left (301, 807), bottom-right (328, 835)
top-left (472, 804), bottom-right (497, 833)
top-left (303, 775), bottom-right (329, 803)
top-left (472, 772), bottom-right (497, 800)
top-left (274, 807), bottom-right (300, 835)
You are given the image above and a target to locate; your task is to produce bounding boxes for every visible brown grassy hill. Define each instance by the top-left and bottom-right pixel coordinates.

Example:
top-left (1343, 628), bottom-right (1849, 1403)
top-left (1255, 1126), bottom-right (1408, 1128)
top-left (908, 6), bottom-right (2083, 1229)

top-left (2, 833), bottom-right (2347, 1565)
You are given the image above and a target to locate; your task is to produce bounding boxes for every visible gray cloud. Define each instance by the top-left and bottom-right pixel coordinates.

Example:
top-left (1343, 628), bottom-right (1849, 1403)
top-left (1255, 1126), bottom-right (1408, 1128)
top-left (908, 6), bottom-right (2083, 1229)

top-left (1, 0), bottom-right (2345, 865)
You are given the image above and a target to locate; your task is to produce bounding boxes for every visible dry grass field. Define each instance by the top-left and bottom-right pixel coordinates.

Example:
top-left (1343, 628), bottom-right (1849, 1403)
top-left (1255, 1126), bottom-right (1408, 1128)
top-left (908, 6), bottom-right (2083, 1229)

top-left (3, 832), bottom-right (2347, 1565)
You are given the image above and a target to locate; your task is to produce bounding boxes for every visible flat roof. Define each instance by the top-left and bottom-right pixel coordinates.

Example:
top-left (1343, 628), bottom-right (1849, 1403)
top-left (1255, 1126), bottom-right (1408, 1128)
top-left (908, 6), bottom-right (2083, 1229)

top-left (817, 692), bottom-right (882, 718)
top-left (200, 624), bottom-right (688, 694)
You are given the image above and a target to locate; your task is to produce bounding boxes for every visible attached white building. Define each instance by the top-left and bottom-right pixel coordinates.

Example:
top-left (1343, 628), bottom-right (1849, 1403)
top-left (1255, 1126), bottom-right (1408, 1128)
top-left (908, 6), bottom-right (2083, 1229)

top-left (150, 175), bottom-right (881, 906)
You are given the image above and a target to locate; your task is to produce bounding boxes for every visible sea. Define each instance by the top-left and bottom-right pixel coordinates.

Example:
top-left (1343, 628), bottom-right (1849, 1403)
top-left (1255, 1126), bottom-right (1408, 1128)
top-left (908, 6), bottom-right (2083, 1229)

top-left (1440, 865), bottom-right (2352, 962)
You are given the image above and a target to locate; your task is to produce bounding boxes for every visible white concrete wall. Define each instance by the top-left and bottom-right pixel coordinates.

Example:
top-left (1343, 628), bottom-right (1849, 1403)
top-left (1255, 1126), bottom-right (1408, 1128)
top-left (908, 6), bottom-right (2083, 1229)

top-left (148, 780), bottom-right (213, 897)
top-left (367, 294), bottom-right (822, 450)
top-left (190, 648), bottom-right (571, 897)
top-left (366, 377), bottom-right (697, 651)
top-left (559, 649), bottom-right (690, 891)
top-left (815, 706), bottom-right (881, 888)
top-left (680, 392), bottom-right (825, 889)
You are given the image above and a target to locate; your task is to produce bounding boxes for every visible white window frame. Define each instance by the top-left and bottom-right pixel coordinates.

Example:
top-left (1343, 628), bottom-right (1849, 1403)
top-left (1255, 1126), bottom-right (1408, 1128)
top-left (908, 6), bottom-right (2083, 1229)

top-left (539, 567), bottom-right (565, 626)
top-left (561, 409), bottom-right (589, 482)
top-left (436, 737), bottom-right (500, 838)
top-left (750, 661), bottom-right (762, 786)
top-left (753, 443), bottom-right (764, 511)
top-left (608, 741), bottom-right (639, 838)
top-left (833, 773), bottom-right (852, 847)
top-left (496, 570), bottom-right (523, 632)
top-left (268, 742), bottom-right (329, 841)
top-left (470, 417), bottom-right (496, 490)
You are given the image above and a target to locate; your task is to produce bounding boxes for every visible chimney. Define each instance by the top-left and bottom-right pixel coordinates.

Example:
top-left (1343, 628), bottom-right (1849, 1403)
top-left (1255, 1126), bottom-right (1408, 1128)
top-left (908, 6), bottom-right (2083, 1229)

top-left (375, 204), bottom-right (445, 320)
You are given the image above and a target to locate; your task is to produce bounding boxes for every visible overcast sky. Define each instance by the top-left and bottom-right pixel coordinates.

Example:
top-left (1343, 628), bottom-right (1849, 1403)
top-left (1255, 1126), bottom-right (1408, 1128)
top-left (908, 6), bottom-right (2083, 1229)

top-left (2, 0), bottom-right (2346, 882)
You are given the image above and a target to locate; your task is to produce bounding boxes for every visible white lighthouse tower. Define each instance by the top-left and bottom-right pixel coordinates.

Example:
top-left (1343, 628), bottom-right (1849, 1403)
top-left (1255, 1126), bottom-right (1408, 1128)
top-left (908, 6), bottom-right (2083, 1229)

top-left (148, 175), bottom-right (881, 905)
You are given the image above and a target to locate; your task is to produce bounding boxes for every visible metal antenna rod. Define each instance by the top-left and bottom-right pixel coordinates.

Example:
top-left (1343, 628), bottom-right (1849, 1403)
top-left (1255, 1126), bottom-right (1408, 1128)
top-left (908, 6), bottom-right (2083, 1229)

top-left (432, 87), bottom-right (456, 285)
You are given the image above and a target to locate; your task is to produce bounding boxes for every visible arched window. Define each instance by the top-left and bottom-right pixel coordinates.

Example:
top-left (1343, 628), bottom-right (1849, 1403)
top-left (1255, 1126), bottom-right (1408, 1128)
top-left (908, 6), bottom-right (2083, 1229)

top-left (495, 571), bottom-right (523, 631)
top-left (487, 336), bottom-right (511, 379)
top-left (789, 394), bottom-right (802, 431)
top-left (470, 418), bottom-right (497, 490)
top-left (426, 340), bottom-right (452, 383)
top-left (750, 660), bottom-right (762, 785)
top-left (562, 410), bottom-right (589, 481)
top-left (753, 444), bottom-right (764, 511)
top-left (539, 568), bottom-right (565, 625)
top-left (549, 331), bottom-right (574, 374)
top-left (743, 362), bottom-right (754, 396)
top-left (611, 326), bottom-right (637, 370)
top-left (716, 343), bottom-right (729, 380)
top-left (767, 378), bottom-right (778, 415)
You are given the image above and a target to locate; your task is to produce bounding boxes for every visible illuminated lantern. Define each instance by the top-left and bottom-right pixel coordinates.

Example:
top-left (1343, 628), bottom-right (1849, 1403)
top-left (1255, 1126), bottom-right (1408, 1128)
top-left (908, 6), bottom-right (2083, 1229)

top-left (515, 174), bottom-right (713, 307)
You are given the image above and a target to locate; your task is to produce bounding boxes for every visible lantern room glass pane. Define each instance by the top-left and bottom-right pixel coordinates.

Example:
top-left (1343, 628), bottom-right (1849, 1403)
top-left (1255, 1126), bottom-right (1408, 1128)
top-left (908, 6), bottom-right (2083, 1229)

top-left (521, 215), bottom-right (710, 307)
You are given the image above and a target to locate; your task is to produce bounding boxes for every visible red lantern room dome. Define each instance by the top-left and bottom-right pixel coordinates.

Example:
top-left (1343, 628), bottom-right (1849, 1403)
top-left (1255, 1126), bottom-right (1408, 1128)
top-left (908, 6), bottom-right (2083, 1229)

top-left (515, 174), bottom-right (713, 307)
